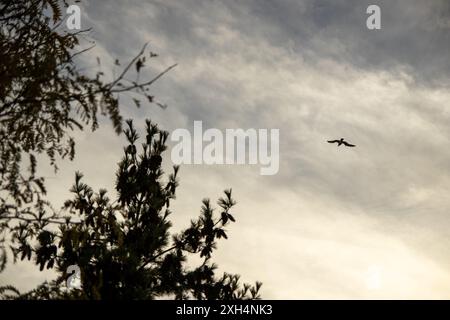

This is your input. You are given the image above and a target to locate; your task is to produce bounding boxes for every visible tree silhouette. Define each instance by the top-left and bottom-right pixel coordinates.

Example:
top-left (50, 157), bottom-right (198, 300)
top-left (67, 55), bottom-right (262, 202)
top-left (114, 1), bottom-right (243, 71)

top-left (0, 1), bottom-right (174, 271)
top-left (1, 120), bottom-right (262, 300)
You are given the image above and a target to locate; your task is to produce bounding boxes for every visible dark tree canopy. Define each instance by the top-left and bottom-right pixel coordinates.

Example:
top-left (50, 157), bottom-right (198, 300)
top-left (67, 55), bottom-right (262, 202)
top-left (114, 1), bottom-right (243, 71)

top-left (0, 0), bottom-right (174, 272)
top-left (0, 1), bottom-right (261, 300)
top-left (1, 120), bottom-right (262, 300)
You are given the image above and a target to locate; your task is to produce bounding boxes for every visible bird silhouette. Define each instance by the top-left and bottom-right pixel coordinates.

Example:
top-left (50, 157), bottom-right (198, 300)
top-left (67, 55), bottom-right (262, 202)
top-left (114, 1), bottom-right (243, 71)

top-left (327, 138), bottom-right (355, 147)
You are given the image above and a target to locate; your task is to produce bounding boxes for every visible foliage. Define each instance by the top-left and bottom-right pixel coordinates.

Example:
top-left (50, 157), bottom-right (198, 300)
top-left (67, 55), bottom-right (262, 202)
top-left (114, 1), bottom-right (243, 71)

top-left (2, 120), bottom-right (261, 300)
top-left (0, 0), bottom-right (174, 271)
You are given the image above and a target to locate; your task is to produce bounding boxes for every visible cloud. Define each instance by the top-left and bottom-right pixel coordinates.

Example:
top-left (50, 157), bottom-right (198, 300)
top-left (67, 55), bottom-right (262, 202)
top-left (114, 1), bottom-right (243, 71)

top-left (3, 0), bottom-right (450, 298)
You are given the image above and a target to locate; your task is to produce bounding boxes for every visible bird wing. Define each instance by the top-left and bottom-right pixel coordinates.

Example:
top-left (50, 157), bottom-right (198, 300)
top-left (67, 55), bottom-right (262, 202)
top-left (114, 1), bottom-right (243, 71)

top-left (343, 141), bottom-right (355, 147)
top-left (327, 140), bottom-right (340, 143)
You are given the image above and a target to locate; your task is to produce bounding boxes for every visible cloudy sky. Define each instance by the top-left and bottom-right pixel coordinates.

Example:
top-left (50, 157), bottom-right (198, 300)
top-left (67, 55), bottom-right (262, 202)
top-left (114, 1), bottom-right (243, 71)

top-left (2, 0), bottom-right (450, 299)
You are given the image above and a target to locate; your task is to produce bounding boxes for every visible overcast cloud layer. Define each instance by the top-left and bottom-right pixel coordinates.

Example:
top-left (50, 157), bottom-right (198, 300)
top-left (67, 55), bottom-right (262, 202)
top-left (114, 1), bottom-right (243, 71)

top-left (2, 0), bottom-right (450, 299)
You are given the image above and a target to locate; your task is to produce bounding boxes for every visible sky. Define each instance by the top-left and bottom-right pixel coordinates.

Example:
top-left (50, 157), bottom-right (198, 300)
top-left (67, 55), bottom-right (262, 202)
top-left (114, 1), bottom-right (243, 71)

top-left (2, 0), bottom-right (450, 299)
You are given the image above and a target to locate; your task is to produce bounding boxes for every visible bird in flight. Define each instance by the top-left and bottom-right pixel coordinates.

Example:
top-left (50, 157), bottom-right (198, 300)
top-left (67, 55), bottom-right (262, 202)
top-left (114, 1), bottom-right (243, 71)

top-left (327, 138), bottom-right (355, 147)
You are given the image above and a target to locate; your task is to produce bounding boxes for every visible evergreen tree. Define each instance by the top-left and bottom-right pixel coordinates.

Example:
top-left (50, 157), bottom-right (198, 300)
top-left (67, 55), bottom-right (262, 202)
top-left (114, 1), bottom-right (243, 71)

top-left (1, 120), bottom-right (262, 300)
